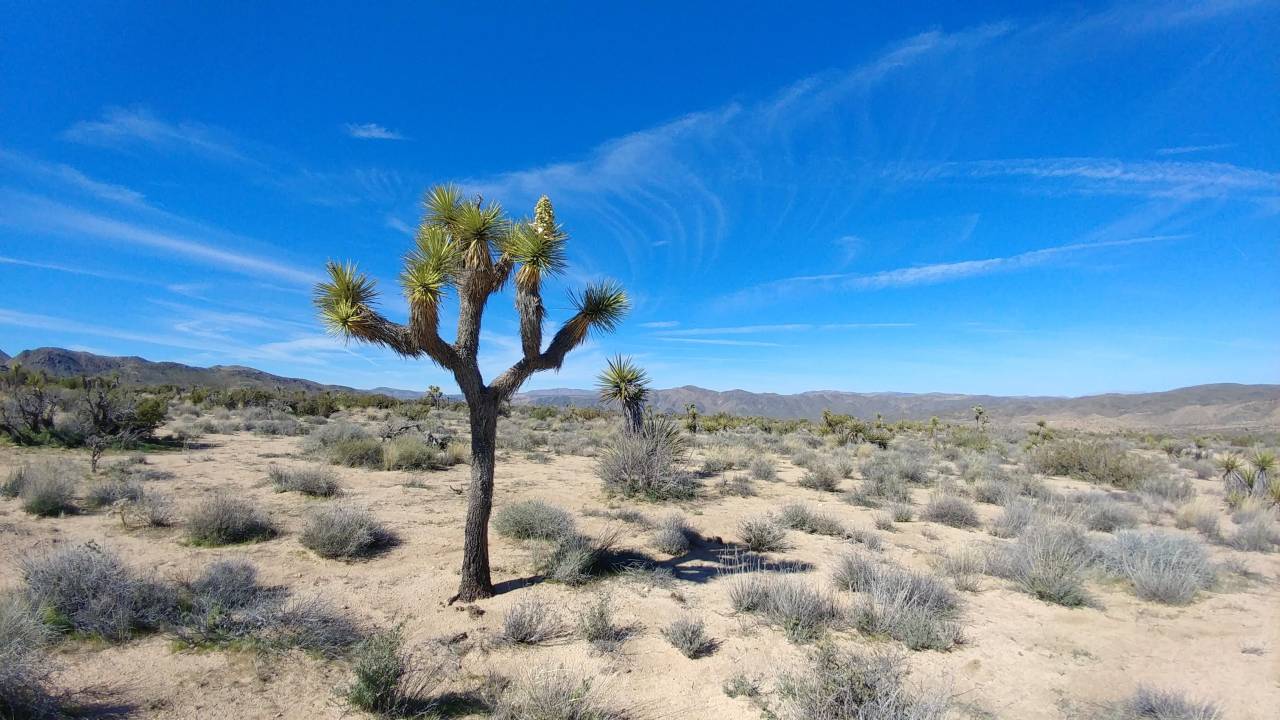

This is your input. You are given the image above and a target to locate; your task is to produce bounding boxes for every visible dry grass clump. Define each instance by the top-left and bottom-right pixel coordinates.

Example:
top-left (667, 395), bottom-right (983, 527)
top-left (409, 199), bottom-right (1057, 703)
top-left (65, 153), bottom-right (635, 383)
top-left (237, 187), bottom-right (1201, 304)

top-left (330, 437), bottom-right (386, 469)
top-left (173, 558), bottom-right (360, 655)
top-left (269, 465), bottom-right (342, 496)
top-left (775, 644), bottom-right (951, 720)
top-left (715, 474), bottom-right (757, 497)
top-left (727, 571), bottom-right (842, 643)
top-left (346, 625), bottom-right (447, 717)
top-left (494, 500), bottom-right (576, 541)
top-left (922, 493), bottom-right (980, 528)
top-left (1174, 500), bottom-right (1221, 539)
top-left (748, 455), bottom-right (778, 482)
top-left (739, 515), bottom-right (789, 551)
top-left (799, 463), bottom-right (841, 492)
top-left (1079, 492), bottom-right (1141, 532)
top-left (185, 492), bottom-right (277, 546)
top-left (382, 436), bottom-right (465, 471)
top-left (834, 553), bottom-right (963, 650)
top-left (15, 464), bottom-right (77, 517)
top-left (491, 668), bottom-right (625, 720)
top-left (1229, 514), bottom-right (1280, 553)
top-left (300, 504), bottom-right (396, 559)
top-left (1029, 440), bottom-right (1155, 489)
top-left (0, 594), bottom-right (60, 719)
top-left (662, 615), bottom-right (715, 658)
top-left (1099, 530), bottom-right (1214, 605)
top-left (939, 547), bottom-right (987, 592)
top-left (990, 498), bottom-right (1036, 538)
top-left (83, 477), bottom-right (144, 509)
top-left (1106, 685), bottom-right (1223, 720)
top-left (988, 521), bottom-right (1095, 606)
top-left (577, 594), bottom-right (627, 652)
top-left (652, 513), bottom-right (694, 555)
top-left (776, 504), bottom-right (845, 536)
top-left (19, 542), bottom-right (172, 642)
top-left (500, 597), bottom-right (563, 645)
top-left (597, 414), bottom-right (696, 500)
top-left (532, 531), bottom-right (632, 586)
top-left (114, 490), bottom-right (177, 529)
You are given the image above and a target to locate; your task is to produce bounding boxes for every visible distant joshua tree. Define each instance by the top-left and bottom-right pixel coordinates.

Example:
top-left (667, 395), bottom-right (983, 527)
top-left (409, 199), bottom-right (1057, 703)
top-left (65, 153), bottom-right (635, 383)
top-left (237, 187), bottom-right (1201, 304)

top-left (972, 405), bottom-right (987, 430)
top-left (315, 186), bottom-right (628, 602)
top-left (685, 403), bottom-right (700, 434)
top-left (426, 384), bottom-right (444, 409)
top-left (596, 355), bottom-right (649, 433)
top-left (1249, 450), bottom-right (1276, 499)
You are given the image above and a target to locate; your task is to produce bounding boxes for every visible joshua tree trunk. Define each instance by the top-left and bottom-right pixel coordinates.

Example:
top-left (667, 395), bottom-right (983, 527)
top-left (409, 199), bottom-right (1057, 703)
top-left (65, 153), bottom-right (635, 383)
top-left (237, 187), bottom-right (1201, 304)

top-left (624, 401), bottom-right (643, 434)
top-left (457, 393), bottom-right (499, 600)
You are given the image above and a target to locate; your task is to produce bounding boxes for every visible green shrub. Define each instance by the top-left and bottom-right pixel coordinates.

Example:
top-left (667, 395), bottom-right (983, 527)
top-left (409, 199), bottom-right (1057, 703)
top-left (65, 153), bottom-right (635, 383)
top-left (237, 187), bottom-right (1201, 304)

top-left (777, 644), bottom-right (951, 720)
top-left (269, 465), bottom-right (342, 497)
top-left (494, 500), bottom-right (576, 541)
top-left (1029, 440), bottom-right (1155, 489)
top-left (300, 505), bottom-right (395, 559)
top-left (329, 437), bottom-right (385, 469)
top-left (662, 615), bottom-right (715, 658)
top-left (597, 413), bottom-right (696, 500)
top-left (739, 515), bottom-right (788, 552)
top-left (185, 493), bottom-right (277, 546)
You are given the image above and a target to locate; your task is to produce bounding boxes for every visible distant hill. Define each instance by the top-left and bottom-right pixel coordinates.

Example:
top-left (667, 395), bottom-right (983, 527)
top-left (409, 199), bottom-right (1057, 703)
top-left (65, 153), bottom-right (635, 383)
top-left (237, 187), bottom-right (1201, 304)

top-left (0, 349), bottom-right (9, 363)
top-left (512, 384), bottom-right (1280, 430)
top-left (2, 347), bottom-right (1275, 429)
top-left (1, 347), bottom-right (385, 395)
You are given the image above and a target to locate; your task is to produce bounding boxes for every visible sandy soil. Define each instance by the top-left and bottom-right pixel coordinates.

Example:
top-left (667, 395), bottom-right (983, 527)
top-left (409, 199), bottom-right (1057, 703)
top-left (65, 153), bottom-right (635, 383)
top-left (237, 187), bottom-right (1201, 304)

top-left (1, 431), bottom-right (1277, 719)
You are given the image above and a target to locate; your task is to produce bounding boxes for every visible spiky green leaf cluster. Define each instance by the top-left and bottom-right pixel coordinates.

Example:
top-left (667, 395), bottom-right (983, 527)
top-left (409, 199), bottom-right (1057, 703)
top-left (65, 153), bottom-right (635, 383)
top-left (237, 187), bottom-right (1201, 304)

top-left (597, 355), bottom-right (650, 406)
top-left (315, 261), bottom-right (380, 337)
top-left (574, 281), bottom-right (629, 334)
top-left (400, 226), bottom-right (460, 306)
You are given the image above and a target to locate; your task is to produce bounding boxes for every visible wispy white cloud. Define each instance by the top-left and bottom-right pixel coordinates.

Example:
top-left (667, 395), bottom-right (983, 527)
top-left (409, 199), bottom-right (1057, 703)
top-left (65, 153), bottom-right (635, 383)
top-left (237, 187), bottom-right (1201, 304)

top-left (64, 107), bottom-right (250, 163)
top-left (0, 255), bottom-right (147, 283)
top-left (1155, 143), bottom-right (1234, 156)
top-left (385, 215), bottom-right (415, 235)
top-left (345, 123), bottom-right (405, 140)
top-left (0, 191), bottom-right (318, 285)
top-left (659, 337), bottom-right (784, 347)
top-left (725, 235), bottom-right (1183, 305)
top-left (638, 320), bottom-right (680, 328)
top-left (0, 149), bottom-right (146, 206)
top-left (656, 322), bottom-right (914, 338)
top-left (891, 157), bottom-right (1280, 202)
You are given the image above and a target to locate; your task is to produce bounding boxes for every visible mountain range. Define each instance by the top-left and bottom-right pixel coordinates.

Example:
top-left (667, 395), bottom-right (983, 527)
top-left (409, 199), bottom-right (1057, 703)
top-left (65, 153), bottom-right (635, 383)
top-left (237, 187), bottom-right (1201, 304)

top-left (3, 347), bottom-right (1276, 430)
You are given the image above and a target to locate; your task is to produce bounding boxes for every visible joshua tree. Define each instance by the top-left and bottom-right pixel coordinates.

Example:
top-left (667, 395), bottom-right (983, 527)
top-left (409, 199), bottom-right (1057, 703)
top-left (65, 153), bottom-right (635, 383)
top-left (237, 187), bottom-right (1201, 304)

top-left (1217, 452), bottom-right (1244, 491)
top-left (426, 385), bottom-right (444, 409)
top-left (1249, 450), bottom-right (1276, 500)
top-left (972, 405), bottom-right (987, 430)
top-left (315, 186), bottom-right (628, 601)
top-left (684, 403), bottom-right (700, 434)
top-left (596, 355), bottom-right (649, 433)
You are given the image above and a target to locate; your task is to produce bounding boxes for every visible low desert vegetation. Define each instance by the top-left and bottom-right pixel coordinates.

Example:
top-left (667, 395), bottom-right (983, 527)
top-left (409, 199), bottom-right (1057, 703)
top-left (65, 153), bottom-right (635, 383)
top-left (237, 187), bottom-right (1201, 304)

top-left (922, 492), bottom-right (980, 528)
top-left (597, 413), bottom-right (697, 500)
top-left (1106, 685), bottom-right (1224, 720)
top-left (652, 513), bottom-right (694, 555)
top-left (739, 514), bottom-right (790, 552)
top-left (185, 492), bottom-right (278, 546)
top-left (987, 520), bottom-right (1096, 606)
top-left (2, 371), bottom-right (1275, 717)
top-left (776, 503), bottom-right (845, 536)
top-left (662, 614), bottom-right (715, 658)
top-left (300, 504), bottom-right (396, 559)
top-left (494, 500), bottom-right (576, 541)
top-left (835, 553), bottom-right (964, 650)
top-left (727, 570), bottom-right (842, 643)
top-left (1099, 530), bottom-right (1215, 604)
top-left (775, 644), bottom-right (952, 720)
top-left (269, 464), bottom-right (342, 497)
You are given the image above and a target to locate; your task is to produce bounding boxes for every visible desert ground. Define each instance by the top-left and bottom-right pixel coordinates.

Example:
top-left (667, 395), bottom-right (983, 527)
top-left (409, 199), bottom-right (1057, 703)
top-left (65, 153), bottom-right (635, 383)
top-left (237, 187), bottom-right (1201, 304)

top-left (2, 405), bottom-right (1278, 719)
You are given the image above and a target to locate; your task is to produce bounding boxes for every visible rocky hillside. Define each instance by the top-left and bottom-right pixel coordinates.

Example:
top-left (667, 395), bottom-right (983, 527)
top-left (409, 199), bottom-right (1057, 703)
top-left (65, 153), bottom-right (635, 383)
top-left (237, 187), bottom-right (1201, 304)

top-left (3, 347), bottom-right (1274, 429)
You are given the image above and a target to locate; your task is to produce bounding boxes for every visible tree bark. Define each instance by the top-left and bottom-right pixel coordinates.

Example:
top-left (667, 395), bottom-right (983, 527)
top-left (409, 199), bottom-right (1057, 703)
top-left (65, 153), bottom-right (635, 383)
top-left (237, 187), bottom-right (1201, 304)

top-left (453, 394), bottom-right (499, 602)
top-left (625, 401), bottom-right (643, 434)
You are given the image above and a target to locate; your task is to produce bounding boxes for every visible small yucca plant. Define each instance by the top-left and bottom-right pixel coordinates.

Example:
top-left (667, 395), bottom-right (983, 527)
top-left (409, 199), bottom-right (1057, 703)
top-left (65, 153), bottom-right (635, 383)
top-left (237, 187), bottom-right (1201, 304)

top-left (596, 355), bottom-right (650, 433)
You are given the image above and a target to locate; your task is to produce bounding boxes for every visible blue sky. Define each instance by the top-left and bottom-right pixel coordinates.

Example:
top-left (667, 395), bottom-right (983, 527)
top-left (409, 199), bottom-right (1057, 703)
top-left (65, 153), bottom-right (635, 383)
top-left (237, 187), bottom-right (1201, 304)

top-left (1, 1), bottom-right (1277, 396)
